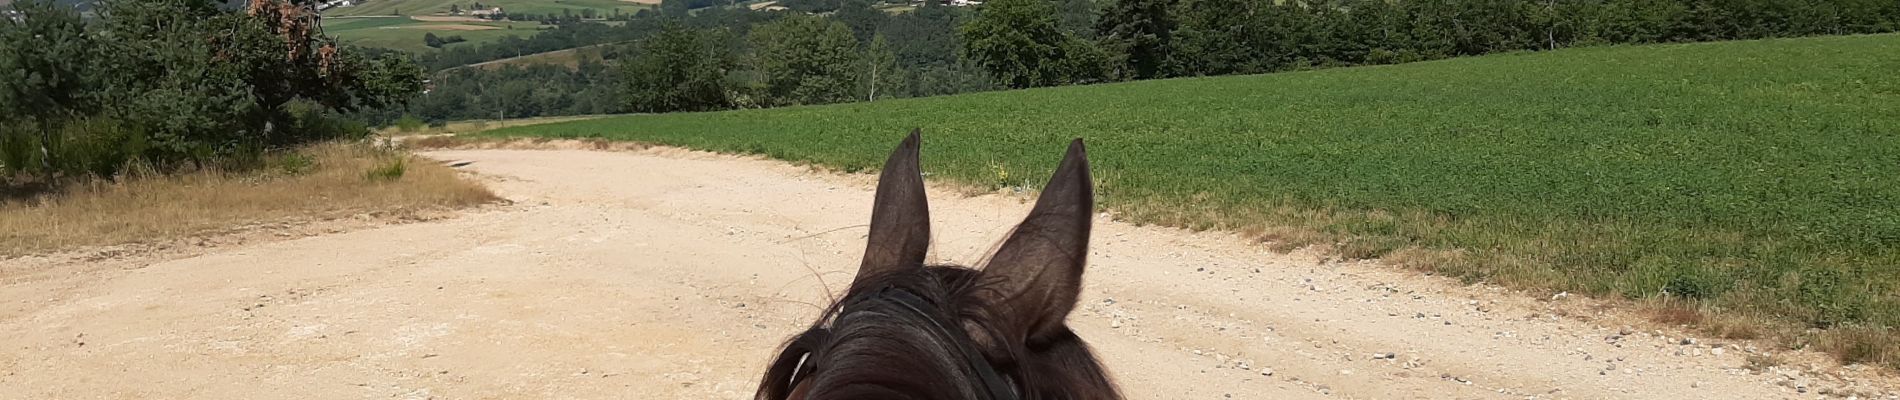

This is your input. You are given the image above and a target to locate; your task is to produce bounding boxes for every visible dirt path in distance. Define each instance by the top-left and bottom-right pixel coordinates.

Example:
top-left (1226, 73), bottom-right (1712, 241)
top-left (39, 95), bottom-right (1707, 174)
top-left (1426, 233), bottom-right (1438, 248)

top-left (2, 147), bottom-right (1894, 399)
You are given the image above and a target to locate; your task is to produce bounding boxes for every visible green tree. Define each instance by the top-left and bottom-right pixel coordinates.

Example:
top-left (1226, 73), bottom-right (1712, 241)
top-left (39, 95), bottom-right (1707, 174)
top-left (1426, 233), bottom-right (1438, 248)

top-left (618, 23), bottom-right (734, 112)
top-left (68, 0), bottom-right (419, 169)
top-left (425, 32), bottom-right (446, 48)
top-left (749, 16), bottom-right (861, 106)
top-left (1096, 0), bottom-right (1176, 79)
top-left (227, 0), bottom-right (425, 145)
top-left (832, 0), bottom-right (888, 42)
top-left (0, 0), bottom-right (98, 172)
top-left (1170, 0), bottom-right (1262, 75)
top-left (863, 34), bottom-right (903, 101)
top-left (960, 0), bottom-right (1104, 88)
top-left (661, 0), bottom-right (692, 18)
top-left (0, 0), bottom-right (427, 176)
top-left (1057, 0), bottom-right (1101, 38)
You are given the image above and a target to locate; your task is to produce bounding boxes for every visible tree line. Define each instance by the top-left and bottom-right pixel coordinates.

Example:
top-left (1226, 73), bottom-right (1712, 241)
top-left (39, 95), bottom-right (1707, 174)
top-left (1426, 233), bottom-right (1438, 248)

top-left (402, 61), bottom-right (624, 122)
top-left (1088, 0), bottom-right (1900, 81)
top-left (0, 0), bottom-right (424, 179)
top-left (403, 2), bottom-right (990, 122)
top-left (397, 0), bottom-right (1900, 121)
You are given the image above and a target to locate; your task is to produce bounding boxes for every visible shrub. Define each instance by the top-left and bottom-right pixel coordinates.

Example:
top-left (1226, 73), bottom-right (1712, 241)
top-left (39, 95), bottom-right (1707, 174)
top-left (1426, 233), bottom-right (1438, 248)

top-left (0, 124), bottom-right (37, 175)
top-left (364, 155), bottom-right (407, 182)
top-left (395, 115), bottom-right (427, 133)
top-left (51, 118), bottom-right (149, 179)
top-left (273, 152), bottom-right (316, 175)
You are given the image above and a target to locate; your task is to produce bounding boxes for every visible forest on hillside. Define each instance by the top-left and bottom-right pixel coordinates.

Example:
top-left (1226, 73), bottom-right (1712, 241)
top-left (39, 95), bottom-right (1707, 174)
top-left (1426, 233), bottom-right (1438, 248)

top-left (391, 0), bottom-right (1900, 123)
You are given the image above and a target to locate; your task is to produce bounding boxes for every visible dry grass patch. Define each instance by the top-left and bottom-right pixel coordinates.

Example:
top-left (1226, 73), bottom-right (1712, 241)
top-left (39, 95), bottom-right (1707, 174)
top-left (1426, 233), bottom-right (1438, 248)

top-left (0, 142), bottom-right (498, 258)
top-left (1639, 299), bottom-right (1766, 340)
top-left (1816, 326), bottom-right (1900, 370)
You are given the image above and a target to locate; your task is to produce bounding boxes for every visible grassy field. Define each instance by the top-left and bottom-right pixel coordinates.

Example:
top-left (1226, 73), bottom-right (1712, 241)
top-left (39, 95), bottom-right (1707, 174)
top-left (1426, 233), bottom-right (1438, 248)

top-left (324, 0), bottom-right (653, 17)
top-left (1, 143), bottom-right (497, 257)
top-left (325, 16), bottom-right (548, 52)
top-left (481, 34), bottom-right (1900, 367)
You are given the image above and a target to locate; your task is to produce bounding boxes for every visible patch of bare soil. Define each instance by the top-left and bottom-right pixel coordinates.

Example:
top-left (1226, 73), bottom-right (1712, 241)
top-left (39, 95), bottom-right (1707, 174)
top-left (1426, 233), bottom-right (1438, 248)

top-left (2, 146), bottom-right (1895, 399)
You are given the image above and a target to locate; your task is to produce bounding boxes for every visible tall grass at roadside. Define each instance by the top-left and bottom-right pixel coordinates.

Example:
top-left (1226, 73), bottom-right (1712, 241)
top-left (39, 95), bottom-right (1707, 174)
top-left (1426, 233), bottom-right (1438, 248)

top-left (0, 142), bottom-right (498, 257)
top-left (481, 34), bottom-right (1900, 366)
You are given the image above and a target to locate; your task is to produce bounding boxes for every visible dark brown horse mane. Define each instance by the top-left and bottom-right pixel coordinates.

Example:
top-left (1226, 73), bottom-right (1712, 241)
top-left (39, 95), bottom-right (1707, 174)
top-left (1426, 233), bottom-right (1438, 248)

top-left (755, 130), bottom-right (1122, 400)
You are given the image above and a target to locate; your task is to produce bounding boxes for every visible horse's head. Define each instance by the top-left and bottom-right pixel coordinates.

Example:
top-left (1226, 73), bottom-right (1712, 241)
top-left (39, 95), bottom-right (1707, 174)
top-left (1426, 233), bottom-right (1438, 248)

top-left (756, 130), bottom-right (1120, 400)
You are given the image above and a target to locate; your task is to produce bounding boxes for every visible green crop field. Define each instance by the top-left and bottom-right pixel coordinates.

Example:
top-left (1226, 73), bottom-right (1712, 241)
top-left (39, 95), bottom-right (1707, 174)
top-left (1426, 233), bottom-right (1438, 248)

top-left (484, 34), bottom-right (1900, 367)
top-left (324, 0), bottom-right (652, 18)
top-left (325, 16), bottom-right (548, 52)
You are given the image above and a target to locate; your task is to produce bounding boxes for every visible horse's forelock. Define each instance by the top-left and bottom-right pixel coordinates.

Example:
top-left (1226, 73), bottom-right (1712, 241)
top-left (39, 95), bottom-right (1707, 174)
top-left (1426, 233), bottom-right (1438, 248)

top-left (757, 263), bottom-right (1118, 400)
top-left (759, 267), bottom-right (981, 400)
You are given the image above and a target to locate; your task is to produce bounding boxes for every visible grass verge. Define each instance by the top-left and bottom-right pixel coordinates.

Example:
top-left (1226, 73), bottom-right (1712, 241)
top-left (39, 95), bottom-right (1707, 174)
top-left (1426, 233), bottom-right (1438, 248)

top-left (478, 34), bottom-right (1900, 368)
top-left (0, 142), bottom-right (499, 258)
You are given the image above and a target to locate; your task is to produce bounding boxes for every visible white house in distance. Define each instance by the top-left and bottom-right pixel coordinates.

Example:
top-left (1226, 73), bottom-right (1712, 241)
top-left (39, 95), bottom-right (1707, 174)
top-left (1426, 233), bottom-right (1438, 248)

top-left (469, 7), bottom-right (504, 17)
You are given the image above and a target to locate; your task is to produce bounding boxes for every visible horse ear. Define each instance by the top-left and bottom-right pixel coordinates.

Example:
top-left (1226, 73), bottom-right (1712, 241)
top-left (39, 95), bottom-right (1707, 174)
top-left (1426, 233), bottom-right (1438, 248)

top-left (854, 129), bottom-right (932, 289)
top-left (980, 138), bottom-right (1093, 343)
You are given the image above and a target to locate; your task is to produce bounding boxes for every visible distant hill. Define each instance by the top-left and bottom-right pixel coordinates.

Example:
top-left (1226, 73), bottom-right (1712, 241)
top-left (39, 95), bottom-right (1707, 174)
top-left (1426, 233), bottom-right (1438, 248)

top-left (4, 0), bottom-right (247, 12)
top-left (323, 15), bottom-right (549, 53)
top-left (0, 0), bottom-right (96, 10)
top-left (460, 41), bottom-right (619, 70)
top-left (323, 0), bottom-right (652, 18)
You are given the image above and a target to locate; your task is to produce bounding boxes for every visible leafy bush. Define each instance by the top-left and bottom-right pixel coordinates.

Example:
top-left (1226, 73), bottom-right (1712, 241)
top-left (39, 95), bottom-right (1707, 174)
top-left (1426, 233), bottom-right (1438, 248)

top-left (0, 125), bottom-right (37, 175)
top-left (51, 118), bottom-right (149, 179)
top-left (395, 115), bottom-right (427, 133)
top-left (273, 152), bottom-right (316, 175)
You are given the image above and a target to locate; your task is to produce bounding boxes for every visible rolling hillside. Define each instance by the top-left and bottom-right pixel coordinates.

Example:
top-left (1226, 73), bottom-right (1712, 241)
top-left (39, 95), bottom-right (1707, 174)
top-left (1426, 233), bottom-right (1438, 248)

top-left (324, 16), bottom-right (548, 52)
top-left (460, 42), bottom-right (619, 70)
top-left (322, 0), bottom-right (652, 17)
top-left (484, 34), bottom-right (1900, 366)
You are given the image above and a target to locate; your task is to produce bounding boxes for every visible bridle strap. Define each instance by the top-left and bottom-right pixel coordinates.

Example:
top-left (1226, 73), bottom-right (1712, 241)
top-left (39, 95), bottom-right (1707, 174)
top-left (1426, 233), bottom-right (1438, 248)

top-left (878, 286), bottom-right (1019, 400)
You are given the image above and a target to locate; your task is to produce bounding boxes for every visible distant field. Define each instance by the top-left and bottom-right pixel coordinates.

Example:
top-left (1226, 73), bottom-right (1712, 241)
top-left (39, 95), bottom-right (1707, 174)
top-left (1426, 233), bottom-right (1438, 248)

top-left (325, 16), bottom-right (548, 52)
top-left (485, 34), bottom-right (1900, 366)
top-left (324, 0), bottom-right (652, 17)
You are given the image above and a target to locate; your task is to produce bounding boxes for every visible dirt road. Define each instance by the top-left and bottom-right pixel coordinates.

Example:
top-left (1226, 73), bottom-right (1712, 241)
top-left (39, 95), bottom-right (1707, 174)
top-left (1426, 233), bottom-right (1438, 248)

top-left (3, 147), bottom-right (1895, 399)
